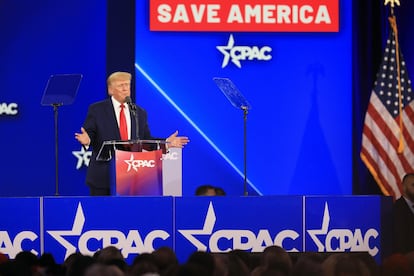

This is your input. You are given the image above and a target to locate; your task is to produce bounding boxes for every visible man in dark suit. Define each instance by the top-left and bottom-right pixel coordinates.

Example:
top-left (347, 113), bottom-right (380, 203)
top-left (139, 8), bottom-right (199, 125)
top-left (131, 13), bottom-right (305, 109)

top-left (75, 71), bottom-right (189, 195)
top-left (392, 173), bottom-right (414, 253)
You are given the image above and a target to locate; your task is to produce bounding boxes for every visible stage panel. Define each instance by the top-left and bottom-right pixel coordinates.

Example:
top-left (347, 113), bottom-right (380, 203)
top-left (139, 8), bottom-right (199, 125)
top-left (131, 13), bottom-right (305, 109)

top-left (0, 195), bottom-right (392, 264)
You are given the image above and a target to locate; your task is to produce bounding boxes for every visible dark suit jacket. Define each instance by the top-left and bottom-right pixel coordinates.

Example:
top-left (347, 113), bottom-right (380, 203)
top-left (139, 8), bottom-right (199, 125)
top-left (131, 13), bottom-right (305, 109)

top-left (83, 98), bottom-right (158, 189)
top-left (392, 196), bottom-right (414, 253)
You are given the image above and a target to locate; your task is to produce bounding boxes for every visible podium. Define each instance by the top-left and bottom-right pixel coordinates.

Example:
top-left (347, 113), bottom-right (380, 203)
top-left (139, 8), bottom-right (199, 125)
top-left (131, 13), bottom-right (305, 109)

top-left (97, 139), bottom-right (182, 196)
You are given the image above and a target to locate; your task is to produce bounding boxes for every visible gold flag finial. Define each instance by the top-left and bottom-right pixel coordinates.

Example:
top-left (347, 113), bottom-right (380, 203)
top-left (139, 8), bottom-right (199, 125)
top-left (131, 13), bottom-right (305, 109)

top-left (384, 0), bottom-right (400, 8)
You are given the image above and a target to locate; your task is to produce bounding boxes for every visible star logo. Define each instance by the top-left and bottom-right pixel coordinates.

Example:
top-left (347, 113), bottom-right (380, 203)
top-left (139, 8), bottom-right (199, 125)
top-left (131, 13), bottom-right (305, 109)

top-left (216, 34), bottom-right (272, 68)
top-left (307, 202), bottom-right (330, 251)
top-left (216, 34), bottom-right (240, 68)
top-left (178, 201), bottom-right (216, 251)
top-left (72, 147), bottom-right (92, 169)
top-left (124, 154), bottom-right (140, 172)
top-left (47, 203), bottom-right (85, 260)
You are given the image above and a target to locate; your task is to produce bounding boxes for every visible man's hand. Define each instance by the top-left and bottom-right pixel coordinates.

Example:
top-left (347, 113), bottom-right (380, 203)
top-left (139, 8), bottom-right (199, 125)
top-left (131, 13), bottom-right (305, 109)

top-left (166, 130), bottom-right (189, 148)
top-left (75, 127), bottom-right (91, 146)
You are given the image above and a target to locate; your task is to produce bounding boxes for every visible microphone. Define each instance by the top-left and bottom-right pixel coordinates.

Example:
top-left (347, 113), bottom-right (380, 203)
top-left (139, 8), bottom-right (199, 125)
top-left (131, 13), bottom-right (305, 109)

top-left (125, 96), bottom-right (136, 112)
top-left (124, 96), bottom-right (139, 139)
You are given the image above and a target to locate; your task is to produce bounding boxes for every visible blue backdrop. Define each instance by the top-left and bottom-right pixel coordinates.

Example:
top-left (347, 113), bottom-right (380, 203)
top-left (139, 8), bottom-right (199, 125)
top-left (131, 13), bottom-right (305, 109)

top-left (135, 1), bottom-right (352, 195)
top-left (0, 0), bottom-right (106, 196)
top-left (1, 1), bottom-right (413, 196)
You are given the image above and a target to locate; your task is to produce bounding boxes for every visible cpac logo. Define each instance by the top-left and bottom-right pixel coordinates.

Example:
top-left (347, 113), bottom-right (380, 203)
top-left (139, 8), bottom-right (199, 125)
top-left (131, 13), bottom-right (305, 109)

top-left (163, 151), bottom-right (179, 160)
top-left (307, 202), bottom-right (379, 256)
top-left (0, 231), bottom-right (38, 258)
top-left (124, 154), bottom-right (156, 172)
top-left (178, 202), bottom-right (299, 252)
top-left (217, 34), bottom-right (272, 68)
top-left (0, 102), bottom-right (18, 115)
top-left (47, 203), bottom-right (170, 259)
top-left (72, 147), bottom-right (92, 169)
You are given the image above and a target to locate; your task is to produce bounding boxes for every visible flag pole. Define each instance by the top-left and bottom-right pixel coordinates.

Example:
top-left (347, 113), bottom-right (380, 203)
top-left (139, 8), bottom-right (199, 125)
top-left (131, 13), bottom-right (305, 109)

top-left (385, 0), bottom-right (404, 153)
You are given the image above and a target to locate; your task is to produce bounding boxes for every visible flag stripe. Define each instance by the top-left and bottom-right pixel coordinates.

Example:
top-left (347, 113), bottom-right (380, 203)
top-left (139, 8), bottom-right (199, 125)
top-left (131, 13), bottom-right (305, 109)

top-left (402, 104), bottom-right (414, 157)
top-left (365, 93), bottom-right (407, 173)
top-left (361, 145), bottom-right (396, 197)
top-left (361, 107), bottom-right (401, 197)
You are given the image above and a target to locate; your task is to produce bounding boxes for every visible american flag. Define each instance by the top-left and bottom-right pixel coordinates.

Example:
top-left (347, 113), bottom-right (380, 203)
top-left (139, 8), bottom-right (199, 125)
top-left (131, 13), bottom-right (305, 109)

top-left (360, 17), bottom-right (414, 199)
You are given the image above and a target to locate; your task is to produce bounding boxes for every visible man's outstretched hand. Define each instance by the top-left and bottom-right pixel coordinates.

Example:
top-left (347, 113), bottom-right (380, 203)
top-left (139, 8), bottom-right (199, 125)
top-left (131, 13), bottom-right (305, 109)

top-left (75, 127), bottom-right (91, 146)
top-left (166, 130), bottom-right (189, 148)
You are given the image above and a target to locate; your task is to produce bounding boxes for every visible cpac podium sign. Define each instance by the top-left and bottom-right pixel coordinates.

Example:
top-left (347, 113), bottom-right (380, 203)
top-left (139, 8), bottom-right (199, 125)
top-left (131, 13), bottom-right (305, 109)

top-left (97, 140), bottom-right (182, 196)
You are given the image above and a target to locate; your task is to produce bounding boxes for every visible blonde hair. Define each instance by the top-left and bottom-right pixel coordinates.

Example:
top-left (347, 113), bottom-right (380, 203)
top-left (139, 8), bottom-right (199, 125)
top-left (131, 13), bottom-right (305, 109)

top-left (107, 71), bottom-right (131, 86)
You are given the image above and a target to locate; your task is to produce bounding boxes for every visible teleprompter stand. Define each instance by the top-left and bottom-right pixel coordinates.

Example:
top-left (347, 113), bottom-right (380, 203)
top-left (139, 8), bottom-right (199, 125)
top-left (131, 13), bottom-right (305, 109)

top-left (213, 77), bottom-right (252, 196)
top-left (41, 74), bottom-right (82, 195)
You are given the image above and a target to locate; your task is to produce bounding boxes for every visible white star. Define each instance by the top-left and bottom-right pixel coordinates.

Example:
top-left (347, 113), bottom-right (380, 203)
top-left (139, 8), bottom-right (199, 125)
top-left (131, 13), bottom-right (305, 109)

top-left (217, 34), bottom-right (236, 68)
top-left (124, 154), bottom-right (139, 172)
top-left (307, 202), bottom-right (330, 251)
top-left (47, 203), bottom-right (85, 260)
top-left (178, 202), bottom-right (216, 251)
top-left (72, 147), bottom-right (92, 169)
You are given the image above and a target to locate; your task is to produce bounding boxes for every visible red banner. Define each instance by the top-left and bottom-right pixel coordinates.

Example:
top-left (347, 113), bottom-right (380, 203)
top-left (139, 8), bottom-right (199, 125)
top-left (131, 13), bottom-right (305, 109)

top-left (115, 150), bottom-right (163, 196)
top-left (150, 0), bottom-right (339, 32)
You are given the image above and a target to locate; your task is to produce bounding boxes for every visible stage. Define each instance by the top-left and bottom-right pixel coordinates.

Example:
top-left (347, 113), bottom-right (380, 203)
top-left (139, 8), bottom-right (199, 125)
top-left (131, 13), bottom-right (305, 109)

top-left (0, 195), bottom-right (392, 264)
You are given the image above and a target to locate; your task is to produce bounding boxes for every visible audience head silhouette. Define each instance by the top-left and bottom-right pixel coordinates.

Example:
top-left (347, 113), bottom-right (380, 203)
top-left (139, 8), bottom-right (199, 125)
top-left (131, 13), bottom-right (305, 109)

top-left (215, 186), bottom-right (226, 196)
top-left (195, 185), bottom-right (217, 196)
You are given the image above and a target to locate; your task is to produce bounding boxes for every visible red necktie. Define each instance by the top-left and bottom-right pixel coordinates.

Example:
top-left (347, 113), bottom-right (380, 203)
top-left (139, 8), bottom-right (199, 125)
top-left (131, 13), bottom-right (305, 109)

top-left (119, 104), bottom-right (128, 140)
